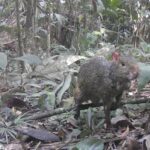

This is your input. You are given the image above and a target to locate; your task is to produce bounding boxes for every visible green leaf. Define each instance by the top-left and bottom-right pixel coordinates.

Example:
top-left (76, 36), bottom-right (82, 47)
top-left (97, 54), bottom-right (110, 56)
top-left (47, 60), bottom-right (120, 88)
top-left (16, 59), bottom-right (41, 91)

top-left (110, 0), bottom-right (121, 8)
top-left (93, 31), bottom-right (102, 36)
top-left (0, 52), bottom-right (7, 70)
top-left (87, 32), bottom-right (98, 46)
top-left (56, 73), bottom-right (72, 104)
top-left (138, 63), bottom-right (150, 90)
top-left (74, 137), bottom-right (104, 150)
top-left (103, 0), bottom-right (121, 9)
top-left (14, 54), bottom-right (42, 65)
top-left (53, 13), bottom-right (67, 25)
top-left (31, 90), bottom-right (56, 110)
top-left (97, 0), bottom-right (105, 12)
top-left (45, 92), bottom-right (56, 109)
top-left (140, 42), bottom-right (150, 53)
top-left (87, 108), bottom-right (93, 129)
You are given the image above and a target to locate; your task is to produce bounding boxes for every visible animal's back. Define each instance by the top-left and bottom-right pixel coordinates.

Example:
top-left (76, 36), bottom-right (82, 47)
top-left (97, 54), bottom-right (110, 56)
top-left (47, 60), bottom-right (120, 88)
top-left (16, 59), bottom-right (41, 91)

top-left (78, 57), bottom-right (113, 102)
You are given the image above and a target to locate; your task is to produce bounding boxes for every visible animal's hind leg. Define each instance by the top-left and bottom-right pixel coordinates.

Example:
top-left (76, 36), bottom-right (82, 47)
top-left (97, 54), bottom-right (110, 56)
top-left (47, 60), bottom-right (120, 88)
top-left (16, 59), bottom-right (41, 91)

top-left (103, 98), bottom-right (112, 128)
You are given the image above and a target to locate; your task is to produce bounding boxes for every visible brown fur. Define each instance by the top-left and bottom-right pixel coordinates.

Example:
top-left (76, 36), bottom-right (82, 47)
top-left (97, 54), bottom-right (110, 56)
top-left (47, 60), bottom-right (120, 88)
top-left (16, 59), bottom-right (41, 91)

top-left (74, 55), bottom-right (139, 127)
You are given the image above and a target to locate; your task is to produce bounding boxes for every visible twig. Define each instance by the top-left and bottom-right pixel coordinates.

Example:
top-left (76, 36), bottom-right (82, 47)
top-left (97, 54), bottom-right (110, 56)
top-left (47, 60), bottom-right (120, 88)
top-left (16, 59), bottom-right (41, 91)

top-left (25, 107), bottom-right (75, 120)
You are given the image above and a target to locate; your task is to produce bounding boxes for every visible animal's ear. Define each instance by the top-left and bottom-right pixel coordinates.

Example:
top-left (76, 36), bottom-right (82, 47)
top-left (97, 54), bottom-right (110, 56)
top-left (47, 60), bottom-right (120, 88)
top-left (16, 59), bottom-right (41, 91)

top-left (112, 51), bottom-right (120, 62)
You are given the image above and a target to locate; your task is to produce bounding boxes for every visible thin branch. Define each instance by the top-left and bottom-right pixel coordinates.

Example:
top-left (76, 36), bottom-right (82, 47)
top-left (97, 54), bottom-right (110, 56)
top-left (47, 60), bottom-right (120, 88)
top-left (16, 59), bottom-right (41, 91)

top-left (25, 98), bottom-right (150, 121)
top-left (25, 107), bottom-right (75, 120)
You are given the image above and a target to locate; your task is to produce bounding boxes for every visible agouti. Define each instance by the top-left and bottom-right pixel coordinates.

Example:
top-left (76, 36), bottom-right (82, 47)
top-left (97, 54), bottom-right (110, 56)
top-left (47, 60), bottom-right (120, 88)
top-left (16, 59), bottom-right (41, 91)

top-left (74, 52), bottom-right (139, 127)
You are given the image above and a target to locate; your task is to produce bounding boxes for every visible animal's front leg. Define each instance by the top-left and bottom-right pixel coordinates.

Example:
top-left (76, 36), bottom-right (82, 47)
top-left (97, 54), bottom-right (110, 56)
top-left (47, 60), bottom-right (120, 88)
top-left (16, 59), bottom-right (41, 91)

top-left (104, 99), bottom-right (112, 128)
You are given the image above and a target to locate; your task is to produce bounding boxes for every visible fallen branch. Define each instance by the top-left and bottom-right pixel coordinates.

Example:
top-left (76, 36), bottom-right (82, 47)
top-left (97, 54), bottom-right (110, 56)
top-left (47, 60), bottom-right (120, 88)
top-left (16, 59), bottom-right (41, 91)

top-left (25, 107), bottom-right (75, 120)
top-left (25, 98), bottom-right (150, 120)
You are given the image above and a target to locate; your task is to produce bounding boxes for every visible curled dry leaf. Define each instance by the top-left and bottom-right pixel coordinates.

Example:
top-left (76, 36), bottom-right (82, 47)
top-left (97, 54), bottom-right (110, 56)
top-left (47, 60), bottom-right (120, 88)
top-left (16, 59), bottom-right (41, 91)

top-left (111, 115), bottom-right (134, 129)
top-left (66, 55), bottom-right (87, 66)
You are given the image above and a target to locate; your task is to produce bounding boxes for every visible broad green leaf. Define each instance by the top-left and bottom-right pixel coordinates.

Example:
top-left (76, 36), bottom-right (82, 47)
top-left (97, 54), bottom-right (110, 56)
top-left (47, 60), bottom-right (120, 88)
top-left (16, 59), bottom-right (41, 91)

top-left (97, 0), bottom-right (105, 11)
top-left (103, 0), bottom-right (121, 9)
top-left (87, 108), bottom-right (93, 129)
top-left (68, 129), bottom-right (81, 140)
top-left (36, 91), bottom-right (56, 110)
top-left (110, 0), bottom-right (121, 8)
top-left (74, 137), bottom-right (104, 150)
top-left (138, 63), bottom-right (150, 90)
top-left (14, 54), bottom-right (42, 65)
top-left (0, 52), bottom-right (7, 70)
top-left (45, 92), bottom-right (56, 109)
top-left (56, 73), bottom-right (72, 104)
top-left (54, 13), bottom-right (67, 25)
top-left (93, 31), bottom-right (102, 36)
top-left (87, 33), bottom-right (98, 46)
top-left (140, 42), bottom-right (150, 53)
top-left (52, 45), bottom-right (69, 54)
